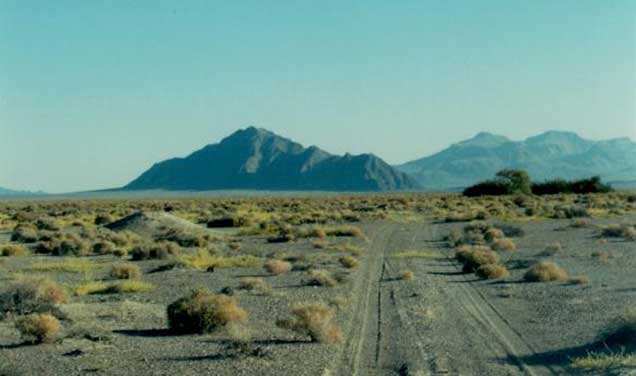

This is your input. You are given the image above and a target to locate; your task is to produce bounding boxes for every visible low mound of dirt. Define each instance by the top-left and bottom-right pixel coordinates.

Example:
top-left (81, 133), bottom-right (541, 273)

top-left (106, 211), bottom-right (204, 239)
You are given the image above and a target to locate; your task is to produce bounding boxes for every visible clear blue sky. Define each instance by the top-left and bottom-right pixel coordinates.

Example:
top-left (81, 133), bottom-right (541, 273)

top-left (1, 1), bottom-right (635, 193)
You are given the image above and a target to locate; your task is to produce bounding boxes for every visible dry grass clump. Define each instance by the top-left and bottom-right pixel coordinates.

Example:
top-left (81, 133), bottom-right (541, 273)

top-left (455, 246), bottom-right (499, 273)
top-left (74, 280), bottom-right (153, 296)
top-left (592, 250), bottom-right (610, 263)
top-left (35, 217), bottom-right (61, 231)
top-left (484, 228), bottom-right (504, 242)
top-left (325, 225), bottom-right (364, 238)
top-left (11, 224), bottom-right (39, 243)
top-left (393, 250), bottom-right (441, 259)
top-left (131, 241), bottom-right (181, 260)
top-left (0, 277), bottom-right (68, 317)
top-left (276, 303), bottom-right (342, 343)
top-left (491, 238), bottom-right (516, 252)
top-left (167, 289), bottom-right (247, 334)
top-left (571, 218), bottom-right (592, 228)
top-left (238, 277), bottom-right (271, 294)
top-left (91, 240), bottom-right (117, 255)
top-left (15, 313), bottom-right (61, 344)
top-left (601, 224), bottom-right (636, 240)
top-left (1, 243), bottom-right (27, 257)
top-left (523, 261), bottom-right (569, 282)
top-left (399, 270), bottom-right (415, 280)
top-left (263, 260), bottom-right (292, 275)
top-left (110, 263), bottom-right (142, 280)
top-left (307, 269), bottom-right (338, 287)
top-left (157, 228), bottom-right (209, 248)
top-left (35, 233), bottom-right (89, 256)
top-left (177, 251), bottom-right (259, 270)
top-left (476, 264), bottom-right (510, 280)
top-left (338, 255), bottom-right (359, 269)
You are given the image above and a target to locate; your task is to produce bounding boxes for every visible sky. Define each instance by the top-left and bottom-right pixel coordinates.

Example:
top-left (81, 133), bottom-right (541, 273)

top-left (1, 1), bottom-right (635, 193)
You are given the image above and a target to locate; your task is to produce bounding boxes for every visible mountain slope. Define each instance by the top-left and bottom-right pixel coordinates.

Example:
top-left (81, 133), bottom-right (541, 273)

top-left (125, 127), bottom-right (419, 192)
top-left (397, 131), bottom-right (636, 189)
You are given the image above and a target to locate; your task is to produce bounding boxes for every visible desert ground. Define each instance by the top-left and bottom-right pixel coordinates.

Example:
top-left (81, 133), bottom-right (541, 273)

top-left (1, 193), bottom-right (636, 375)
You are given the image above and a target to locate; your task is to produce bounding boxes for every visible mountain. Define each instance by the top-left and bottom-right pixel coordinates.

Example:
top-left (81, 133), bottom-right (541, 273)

top-left (397, 131), bottom-right (636, 189)
top-left (125, 127), bottom-right (419, 192)
top-left (0, 186), bottom-right (45, 197)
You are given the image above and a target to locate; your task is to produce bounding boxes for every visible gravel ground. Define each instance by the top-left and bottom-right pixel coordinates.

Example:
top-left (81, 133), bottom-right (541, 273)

top-left (1, 215), bottom-right (636, 375)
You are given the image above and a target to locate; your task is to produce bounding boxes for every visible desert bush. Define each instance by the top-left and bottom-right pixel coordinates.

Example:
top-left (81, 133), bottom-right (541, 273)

top-left (476, 264), bottom-right (510, 280)
top-left (110, 263), bottom-right (142, 280)
top-left (0, 277), bottom-right (68, 317)
top-left (35, 217), bottom-right (60, 231)
top-left (455, 246), bottom-right (499, 273)
top-left (11, 224), bottom-right (39, 243)
top-left (571, 218), bottom-right (592, 228)
top-left (1, 243), bottom-right (27, 257)
top-left (491, 238), bottom-right (516, 252)
top-left (338, 255), bottom-right (359, 269)
top-left (307, 270), bottom-right (337, 287)
top-left (15, 313), bottom-right (61, 344)
top-left (484, 228), bottom-right (504, 242)
top-left (35, 233), bottom-right (89, 256)
top-left (276, 303), bottom-right (342, 343)
top-left (553, 205), bottom-right (589, 219)
top-left (238, 277), bottom-right (271, 294)
top-left (94, 214), bottom-right (114, 225)
top-left (92, 240), bottom-right (117, 255)
top-left (399, 270), bottom-right (415, 280)
top-left (624, 227), bottom-right (636, 241)
top-left (524, 262), bottom-right (569, 282)
top-left (131, 241), bottom-right (180, 260)
top-left (263, 260), bottom-right (292, 275)
top-left (167, 290), bottom-right (247, 334)
top-left (497, 224), bottom-right (525, 238)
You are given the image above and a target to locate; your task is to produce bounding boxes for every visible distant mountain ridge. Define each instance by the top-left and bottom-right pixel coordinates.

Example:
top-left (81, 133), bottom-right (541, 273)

top-left (397, 131), bottom-right (636, 189)
top-left (125, 127), bottom-right (419, 192)
top-left (0, 186), bottom-right (45, 197)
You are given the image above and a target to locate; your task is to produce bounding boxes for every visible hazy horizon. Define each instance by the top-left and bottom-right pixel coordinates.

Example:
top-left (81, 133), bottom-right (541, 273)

top-left (2, 1), bottom-right (635, 193)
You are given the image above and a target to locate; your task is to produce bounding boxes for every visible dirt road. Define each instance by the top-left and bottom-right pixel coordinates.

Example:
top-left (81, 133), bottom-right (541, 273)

top-left (334, 222), bottom-right (565, 376)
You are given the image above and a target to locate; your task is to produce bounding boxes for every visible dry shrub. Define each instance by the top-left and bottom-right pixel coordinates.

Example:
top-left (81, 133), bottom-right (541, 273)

top-left (263, 260), bottom-right (292, 275)
top-left (1, 244), bottom-right (27, 257)
top-left (307, 270), bottom-right (337, 287)
top-left (11, 225), bottom-right (39, 243)
top-left (476, 264), bottom-right (510, 280)
top-left (455, 246), bottom-right (499, 273)
top-left (338, 255), bottom-right (359, 269)
top-left (326, 225), bottom-right (364, 238)
top-left (399, 270), bottom-right (415, 280)
top-left (131, 241), bottom-right (180, 261)
top-left (625, 227), bottom-right (636, 241)
top-left (600, 309), bottom-right (636, 349)
top-left (35, 218), bottom-right (60, 231)
top-left (571, 218), bottom-right (591, 228)
top-left (15, 313), bottom-right (61, 344)
top-left (524, 262), bottom-right (569, 282)
top-left (484, 228), bottom-right (504, 242)
top-left (167, 289), bottom-right (247, 334)
top-left (92, 241), bottom-right (117, 255)
top-left (0, 277), bottom-right (68, 317)
top-left (110, 263), bottom-right (142, 280)
top-left (491, 238), bottom-right (516, 252)
top-left (276, 303), bottom-right (342, 343)
top-left (312, 240), bottom-right (329, 249)
top-left (238, 277), bottom-right (271, 294)
top-left (36, 233), bottom-right (89, 256)
top-left (228, 242), bottom-right (241, 251)
top-left (94, 214), bottom-right (114, 225)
